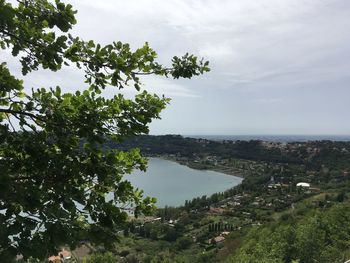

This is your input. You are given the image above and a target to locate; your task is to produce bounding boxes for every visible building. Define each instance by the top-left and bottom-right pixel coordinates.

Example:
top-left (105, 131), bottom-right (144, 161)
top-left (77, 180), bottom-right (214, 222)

top-left (211, 236), bottom-right (225, 244)
top-left (48, 249), bottom-right (71, 262)
top-left (296, 182), bottom-right (310, 188)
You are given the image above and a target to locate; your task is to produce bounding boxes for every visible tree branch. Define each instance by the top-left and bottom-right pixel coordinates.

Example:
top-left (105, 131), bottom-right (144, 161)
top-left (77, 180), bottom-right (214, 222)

top-left (0, 108), bottom-right (45, 122)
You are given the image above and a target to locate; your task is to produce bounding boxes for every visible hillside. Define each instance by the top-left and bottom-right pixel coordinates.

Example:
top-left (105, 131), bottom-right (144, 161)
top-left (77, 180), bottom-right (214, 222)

top-left (73, 135), bottom-right (350, 262)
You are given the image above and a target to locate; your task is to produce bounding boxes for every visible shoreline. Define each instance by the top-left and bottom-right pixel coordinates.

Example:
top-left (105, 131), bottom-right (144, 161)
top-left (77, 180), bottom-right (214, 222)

top-left (151, 155), bottom-right (245, 179)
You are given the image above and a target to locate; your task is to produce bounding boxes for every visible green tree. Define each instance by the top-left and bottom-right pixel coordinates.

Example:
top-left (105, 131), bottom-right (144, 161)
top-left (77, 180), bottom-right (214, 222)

top-left (0, 0), bottom-right (209, 261)
top-left (227, 203), bottom-right (350, 263)
top-left (163, 226), bottom-right (177, 242)
top-left (82, 252), bottom-right (116, 263)
top-left (175, 236), bottom-right (192, 250)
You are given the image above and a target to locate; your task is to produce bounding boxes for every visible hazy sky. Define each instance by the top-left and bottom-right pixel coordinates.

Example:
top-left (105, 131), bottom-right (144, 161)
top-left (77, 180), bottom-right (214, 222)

top-left (3, 0), bottom-right (350, 135)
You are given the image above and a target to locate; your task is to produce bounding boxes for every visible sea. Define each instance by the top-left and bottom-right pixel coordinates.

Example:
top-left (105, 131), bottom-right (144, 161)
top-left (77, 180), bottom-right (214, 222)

top-left (186, 135), bottom-right (350, 142)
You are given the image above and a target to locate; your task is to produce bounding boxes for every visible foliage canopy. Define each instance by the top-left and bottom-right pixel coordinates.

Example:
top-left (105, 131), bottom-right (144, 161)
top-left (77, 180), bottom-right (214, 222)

top-left (0, 0), bottom-right (209, 260)
top-left (227, 203), bottom-right (350, 263)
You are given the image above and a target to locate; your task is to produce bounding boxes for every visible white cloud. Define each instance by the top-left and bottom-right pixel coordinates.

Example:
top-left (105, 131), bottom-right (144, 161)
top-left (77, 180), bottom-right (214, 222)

top-left (116, 76), bottom-right (200, 99)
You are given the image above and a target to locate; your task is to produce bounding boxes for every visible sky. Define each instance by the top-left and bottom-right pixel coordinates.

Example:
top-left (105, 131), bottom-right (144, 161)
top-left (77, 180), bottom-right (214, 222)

top-left (3, 0), bottom-right (350, 135)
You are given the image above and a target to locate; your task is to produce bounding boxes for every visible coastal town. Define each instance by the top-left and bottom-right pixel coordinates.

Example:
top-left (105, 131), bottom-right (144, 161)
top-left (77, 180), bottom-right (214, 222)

top-left (48, 136), bottom-right (350, 262)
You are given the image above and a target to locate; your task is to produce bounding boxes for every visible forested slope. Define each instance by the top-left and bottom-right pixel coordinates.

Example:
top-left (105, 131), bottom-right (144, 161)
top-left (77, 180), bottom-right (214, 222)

top-left (227, 202), bottom-right (350, 263)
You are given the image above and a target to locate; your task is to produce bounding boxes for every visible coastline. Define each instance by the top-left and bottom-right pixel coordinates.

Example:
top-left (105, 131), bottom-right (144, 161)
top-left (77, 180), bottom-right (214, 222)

top-left (127, 157), bottom-right (243, 208)
top-left (151, 155), bottom-right (245, 179)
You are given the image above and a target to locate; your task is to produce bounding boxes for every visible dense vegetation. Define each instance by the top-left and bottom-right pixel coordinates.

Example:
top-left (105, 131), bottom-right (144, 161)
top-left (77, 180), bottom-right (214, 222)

top-left (228, 202), bottom-right (350, 263)
top-left (114, 135), bottom-right (303, 163)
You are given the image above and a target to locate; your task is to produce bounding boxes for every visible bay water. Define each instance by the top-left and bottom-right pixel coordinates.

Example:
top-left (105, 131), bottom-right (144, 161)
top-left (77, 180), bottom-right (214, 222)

top-left (125, 158), bottom-right (242, 207)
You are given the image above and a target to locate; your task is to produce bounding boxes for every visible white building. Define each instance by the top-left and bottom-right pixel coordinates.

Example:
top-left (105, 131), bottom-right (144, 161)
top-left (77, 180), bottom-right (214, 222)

top-left (296, 182), bottom-right (310, 188)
